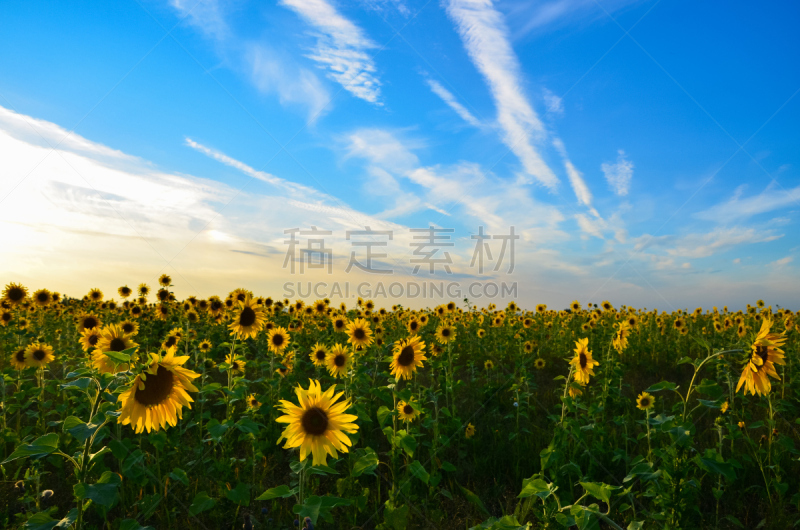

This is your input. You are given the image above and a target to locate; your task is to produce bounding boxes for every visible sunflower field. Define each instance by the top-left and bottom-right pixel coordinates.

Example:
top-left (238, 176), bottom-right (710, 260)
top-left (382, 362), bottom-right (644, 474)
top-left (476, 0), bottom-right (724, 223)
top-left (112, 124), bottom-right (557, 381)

top-left (1, 279), bottom-right (799, 529)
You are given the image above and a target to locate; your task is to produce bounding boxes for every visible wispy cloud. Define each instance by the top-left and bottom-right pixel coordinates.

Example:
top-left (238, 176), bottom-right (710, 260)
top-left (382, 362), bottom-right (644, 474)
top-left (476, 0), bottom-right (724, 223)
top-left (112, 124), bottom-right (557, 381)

top-left (552, 137), bottom-right (593, 209)
top-left (170, 0), bottom-right (228, 38)
top-left (248, 45), bottom-right (331, 122)
top-left (632, 226), bottom-right (782, 259)
top-left (445, 0), bottom-right (558, 189)
top-left (771, 256), bottom-right (792, 268)
top-left (425, 78), bottom-right (482, 127)
top-left (279, 0), bottom-right (382, 104)
top-left (602, 149), bottom-right (634, 196)
top-left (694, 183), bottom-right (800, 222)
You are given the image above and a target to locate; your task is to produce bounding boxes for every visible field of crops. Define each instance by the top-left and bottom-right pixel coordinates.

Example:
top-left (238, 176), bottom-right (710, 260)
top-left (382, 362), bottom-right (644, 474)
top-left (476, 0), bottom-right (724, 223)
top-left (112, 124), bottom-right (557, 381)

top-left (1, 279), bottom-right (798, 529)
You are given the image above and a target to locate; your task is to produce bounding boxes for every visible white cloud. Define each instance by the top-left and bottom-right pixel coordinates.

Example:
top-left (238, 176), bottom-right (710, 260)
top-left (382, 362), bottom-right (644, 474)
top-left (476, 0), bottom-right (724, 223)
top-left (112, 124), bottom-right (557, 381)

top-left (694, 183), bottom-right (800, 222)
top-left (771, 256), bottom-right (792, 267)
top-left (632, 226), bottom-right (782, 259)
top-left (248, 45), bottom-right (331, 122)
top-left (733, 258), bottom-right (741, 264)
top-left (170, 0), bottom-right (228, 38)
top-left (543, 88), bottom-right (563, 114)
top-left (601, 149), bottom-right (634, 196)
top-left (552, 137), bottom-right (592, 209)
top-left (445, 0), bottom-right (558, 189)
top-left (425, 78), bottom-right (482, 127)
top-left (279, 0), bottom-right (382, 104)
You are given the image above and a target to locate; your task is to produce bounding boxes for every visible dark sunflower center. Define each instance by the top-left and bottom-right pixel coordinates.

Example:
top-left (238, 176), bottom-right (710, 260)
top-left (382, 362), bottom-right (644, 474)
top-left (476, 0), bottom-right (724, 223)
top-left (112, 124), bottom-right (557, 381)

top-left (334, 354), bottom-right (346, 367)
top-left (121, 287), bottom-right (131, 295)
top-left (641, 398), bottom-right (650, 407)
top-left (122, 323), bottom-right (134, 333)
top-left (83, 317), bottom-right (98, 329)
top-left (37, 292), bottom-right (49, 302)
top-left (410, 322), bottom-right (418, 331)
top-left (33, 349), bottom-right (46, 361)
top-left (756, 344), bottom-right (769, 363)
top-left (403, 405), bottom-right (413, 415)
top-left (15, 349), bottom-right (25, 362)
top-left (398, 346), bottom-right (415, 366)
top-left (110, 337), bottom-right (127, 351)
top-left (2, 312), bottom-right (11, 322)
top-left (629, 319), bottom-right (635, 326)
top-left (442, 328), bottom-right (451, 337)
top-left (301, 406), bottom-right (329, 436)
top-left (91, 292), bottom-right (101, 300)
top-left (251, 398), bottom-right (258, 406)
top-left (353, 328), bottom-right (366, 340)
top-left (579, 352), bottom-right (587, 369)
top-left (335, 320), bottom-right (344, 329)
top-left (88, 335), bottom-right (99, 346)
top-left (239, 307), bottom-right (256, 327)
top-left (237, 293), bottom-right (246, 301)
top-left (272, 334), bottom-right (285, 347)
top-left (211, 301), bottom-right (222, 310)
top-left (315, 350), bottom-right (326, 360)
top-left (164, 336), bottom-right (177, 348)
top-left (8, 287), bottom-right (24, 301)
top-left (134, 366), bottom-right (175, 406)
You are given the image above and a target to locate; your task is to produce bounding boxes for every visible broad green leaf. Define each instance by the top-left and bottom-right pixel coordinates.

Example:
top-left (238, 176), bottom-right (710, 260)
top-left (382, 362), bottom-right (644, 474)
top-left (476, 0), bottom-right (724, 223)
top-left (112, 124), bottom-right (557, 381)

top-left (294, 495), bottom-right (351, 525)
top-left (226, 482), bottom-right (250, 506)
top-left (188, 491), bottom-right (216, 516)
top-left (579, 481), bottom-right (619, 504)
top-left (63, 416), bottom-right (100, 443)
top-left (377, 406), bottom-right (392, 427)
top-left (645, 381), bottom-right (678, 392)
top-left (169, 467), bottom-right (189, 486)
top-left (458, 483), bottom-right (490, 516)
top-left (59, 378), bottom-right (93, 391)
top-left (518, 477), bottom-right (556, 500)
top-left (408, 460), bottom-right (430, 484)
top-left (74, 471), bottom-right (121, 507)
top-left (256, 484), bottom-right (296, 500)
top-left (698, 458), bottom-right (736, 481)
top-left (352, 449), bottom-right (379, 477)
top-left (2, 433), bottom-right (59, 464)
top-left (119, 520), bottom-right (155, 530)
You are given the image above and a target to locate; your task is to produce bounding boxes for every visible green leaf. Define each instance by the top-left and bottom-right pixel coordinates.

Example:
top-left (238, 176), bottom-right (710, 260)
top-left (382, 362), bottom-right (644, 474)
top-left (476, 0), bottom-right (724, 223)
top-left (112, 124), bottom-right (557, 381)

top-left (377, 406), bottom-right (392, 427)
top-left (698, 458), bottom-right (736, 481)
top-left (63, 416), bottom-right (100, 443)
top-left (383, 499), bottom-right (409, 530)
top-left (458, 483), bottom-right (490, 516)
top-left (695, 378), bottom-right (724, 400)
top-left (676, 356), bottom-right (693, 365)
top-left (627, 522), bottom-right (645, 530)
top-left (188, 491), bottom-right (216, 516)
top-left (351, 449), bottom-right (379, 477)
top-left (395, 430), bottom-right (416, 457)
top-left (256, 484), bottom-right (296, 501)
top-left (119, 520), bottom-right (155, 530)
top-left (294, 495), bottom-right (351, 525)
top-left (59, 378), bottom-right (93, 391)
top-left (645, 381), bottom-right (678, 392)
top-left (169, 467), bottom-right (189, 486)
top-left (23, 512), bottom-right (58, 530)
top-left (2, 433), bottom-right (59, 464)
top-left (579, 481), bottom-right (619, 504)
top-left (441, 461), bottom-right (457, 472)
top-left (234, 417), bottom-right (262, 435)
top-left (518, 477), bottom-right (556, 500)
top-left (74, 471), bottom-right (121, 507)
top-left (104, 350), bottom-right (131, 364)
top-left (408, 461), bottom-right (430, 484)
top-left (205, 419), bottom-right (229, 442)
top-left (226, 482), bottom-right (250, 506)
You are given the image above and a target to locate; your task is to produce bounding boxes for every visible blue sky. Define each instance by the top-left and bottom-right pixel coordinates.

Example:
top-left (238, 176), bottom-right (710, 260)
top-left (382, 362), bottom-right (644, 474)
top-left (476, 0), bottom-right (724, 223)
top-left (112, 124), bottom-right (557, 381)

top-left (0, 0), bottom-right (798, 310)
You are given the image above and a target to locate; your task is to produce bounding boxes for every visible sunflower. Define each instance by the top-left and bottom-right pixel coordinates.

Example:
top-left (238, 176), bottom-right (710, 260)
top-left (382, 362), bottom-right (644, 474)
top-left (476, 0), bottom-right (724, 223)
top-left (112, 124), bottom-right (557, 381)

top-left (0, 310), bottom-right (13, 327)
top-left (225, 354), bottom-right (246, 373)
top-left (612, 322), bottom-right (631, 354)
top-left (198, 340), bottom-right (212, 353)
top-left (79, 327), bottom-right (102, 352)
top-left (329, 315), bottom-right (346, 333)
top-left (18, 317), bottom-right (29, 330)
top-left (534, 358), bottom-right (546, 370)
top-left (601, 300), bottom-right (613, 311)
top-left (268, 326), bottom-right (291, 354)
top-left (117, 286), bottom-right (132, 298)
top-left (736, 318), bottom-right (786, 396)
top-left (570, 300), bottom-right (581, 312)
top-left (309, 343), bottom-right (329, 367)
top-left (88, 288), bottom-right (103, 302)
top-left (247, 394), bottom-right (262, 410)
top-left (673, 318), bottom-right (685, 331)
top-left (155, 304), bottom-right (170, 321)
top-left (24, 343), bottom-right (55, 368)
top-left (275, 379), bottom-right (359, 466)
top-left (77, 313), bottom-right (102, 333)
top-left (407, 319), bottom-right (421, 334)
top-left (120, 320), bottom-right (139, 336)
top-left (569, 385), bottom-right (583, 398)
top-left (161, 328), bottom-right (183, 351)
top-left (130, 305), bottom-right (143, 318)
top-left (570, 338), bottom-right (598, 385)
top-left (346, 318), bottom-right (373, 349)
top-left (390, 336), bottom-right (427, 380)
top-left (397, 400), bottom-right (420, 422)
top-left (10, 348), bottom-right (28, 370)
top-left (326, 344), bottom-right (351, 378)
top-left (636, 392), bottom-right (655, 411)
top-left (720, 401), bottom-right (729, 414)
top-left (465, 423), bottom-right (476, 439)
top-left (435, 323), bottom-right (456, 345)
top-left (477, 329), bottom-right (486, 338)
top-left (137, 284), bottom-right (150, 298)
top-left (228, 296), bottom-right (267, 340)
top-left (3, 283), bottom-right (28, 306)
top-left (118, 349), bottom-right (200, 433)
top-left (158, 274), bottom-right (172, 287)
top-left (432, 344), bottom-right (444, 357)
top-left (484, 360), bottom-right (494, 370)
top-left (94, 324), bottom-right (132, 350)
top-left (32, 289), bottom-right (51, 307)
top-left (90, 348), bottom-right (131, 374)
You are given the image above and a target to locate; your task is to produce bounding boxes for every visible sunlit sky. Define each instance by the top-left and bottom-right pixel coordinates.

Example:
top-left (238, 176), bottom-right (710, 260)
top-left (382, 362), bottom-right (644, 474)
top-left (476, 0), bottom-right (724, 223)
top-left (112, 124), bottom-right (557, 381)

top-left (1, 0), bottom-right (798, 310)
